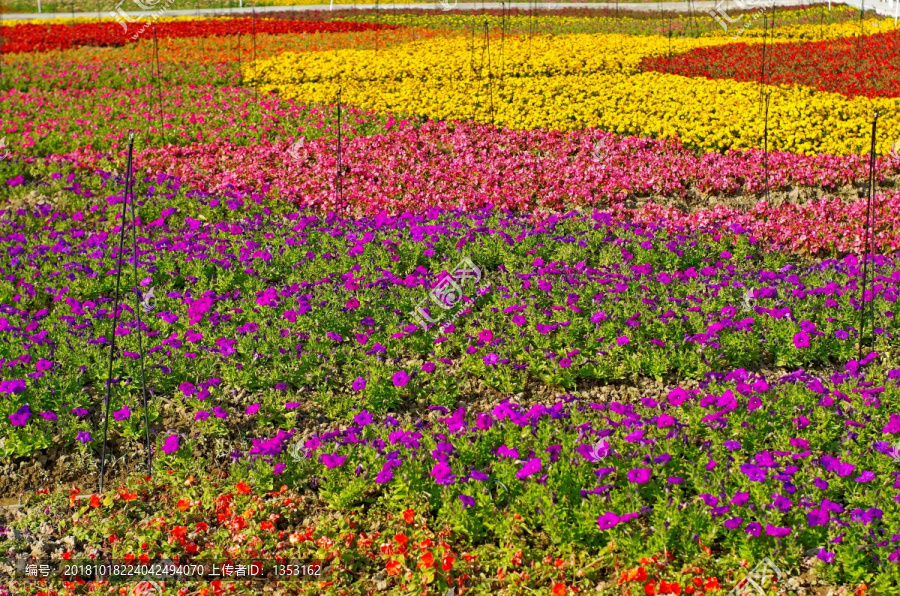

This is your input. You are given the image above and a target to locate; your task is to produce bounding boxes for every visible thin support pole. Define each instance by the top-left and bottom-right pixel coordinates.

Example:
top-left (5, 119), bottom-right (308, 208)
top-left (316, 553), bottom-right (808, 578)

top-left (859, 111), bottom-right (879, 360)
top-left (99, 131), bottom-right (137, 495)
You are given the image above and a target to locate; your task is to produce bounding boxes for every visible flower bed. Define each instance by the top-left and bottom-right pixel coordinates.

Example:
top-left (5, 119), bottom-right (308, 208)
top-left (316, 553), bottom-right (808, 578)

top-left (0, 18), bottom-right (398, 54)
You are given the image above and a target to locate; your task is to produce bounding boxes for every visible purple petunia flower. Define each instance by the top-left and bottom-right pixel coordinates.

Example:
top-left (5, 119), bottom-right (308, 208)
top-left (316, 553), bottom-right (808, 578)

top-left (39, 411), bottom-right (57, 422)
top-left (322, 453), bottom-right (347, 469)
top-left (765, 524), bottom-right (792, 537)
top-left (9, 404), bottom-right (31, 427)
top-left (162, 434), bottom-right (180, 455)
top-left (392, 370), bottom-right (410, 387)
top-left (597, 512), bottom-right (622, 531)
top-left (431, 461), bottom-right (457, 485)
top-left (459, 494), bottom-right (476, 509)
top-left (354, 410), bottom-right (373, 426)
top-left (817, 549), bottom-right (836, 564)
top-left (745, 522), bottom-right (762, 537)
top-left (616, 335), bottom-right (629, 346)
top-left (724, 517), bottom-right (744, 529)
top-left (516, 458), bottom-right (542, 480)
top-left (352, 377), bottom-right (367, 392)
top-left (855, 471), bottom-right (876, 483)
top-left (497, 445), bottom-right (519, 459)
top-left (113, 406), bottom-right (131, 421)
top-left (245, 403), bottom-right (261, 416)
top-left (76, 430), bottom-right (92, 443)
top-left (793, 332), bottom-right (810, 349)
top-left (627, 468), bottom-right (652, 484)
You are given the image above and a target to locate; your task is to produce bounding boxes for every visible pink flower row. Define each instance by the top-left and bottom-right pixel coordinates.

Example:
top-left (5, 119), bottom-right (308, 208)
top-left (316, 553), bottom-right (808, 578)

top-left (51, 118), bottom-right (900, 256)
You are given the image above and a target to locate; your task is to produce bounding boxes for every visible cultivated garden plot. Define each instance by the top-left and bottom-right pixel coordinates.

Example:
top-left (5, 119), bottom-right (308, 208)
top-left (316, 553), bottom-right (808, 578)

top-left (1, 5), bottom-right (899, 596)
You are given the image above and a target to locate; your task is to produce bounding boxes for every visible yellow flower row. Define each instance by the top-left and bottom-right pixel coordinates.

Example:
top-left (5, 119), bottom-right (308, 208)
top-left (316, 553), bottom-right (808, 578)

top-left (345, 6), bottom-right (863, 37)
top-left (246, 19), bottom-right (899, 156)
top-left (0, 15), bottom-right (202, 25)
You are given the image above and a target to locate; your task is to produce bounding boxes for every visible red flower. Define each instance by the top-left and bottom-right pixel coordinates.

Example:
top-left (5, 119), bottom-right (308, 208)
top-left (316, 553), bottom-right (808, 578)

top-left (419, 552), bottom-right (435, 569)
top-left (645, 581), bottom-right (657, 596)
top-left (89, 494), bottom-right (100, 508)
top-left (402, 509), bottom-right (415, 524)
top-left (660, 581), bottom-right (681, 595)
top-left (442, 555), bottom-right (455, 572)
top-left (704, 577), bottom-right (720, 591)
top-left (177, 499), bottom-right (191, 511)
top-left (1, 19), bottom-right (399, 54)
top-left (511, 549), bottom-right (523, 566)
top-left (394, 533), bottom-right (408, 546)
top-left (386, 560), bottom-right (402, 576)
top-left (260, 521), bottom-right (274, 531)
top-left (236, 482), bottom-right (251, 495)
top-left (553, 583), bottom-right (567, 596)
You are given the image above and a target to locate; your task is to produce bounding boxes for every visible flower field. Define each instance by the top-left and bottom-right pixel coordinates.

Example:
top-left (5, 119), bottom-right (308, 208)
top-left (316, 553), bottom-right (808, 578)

top-left (1, 5), bottom-right (900, 596)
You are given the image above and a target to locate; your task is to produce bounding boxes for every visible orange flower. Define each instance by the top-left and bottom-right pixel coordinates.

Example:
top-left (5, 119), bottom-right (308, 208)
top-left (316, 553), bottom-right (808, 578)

top-left (497, 568), bottom-right (506, 581)
top-left (554, 558), bottom-right (565, 568)
top-left (659, 581), bottom-right (681, 595)
top-left (704, 577), bottom-right (720, 591)
top-left (856, 585), bottom-right (868, 596)
top-left (442, 555), bottom-right (455, 572)
top-left (621, 567), bottom-right (648, 583)
top-left (386, 559), bottom-right (402, 576)
top-left (511, 549), bottom-right (523, 567)
top-left (420, 551), bottom-right (435, 568)
top-left (236, 482), bottom-right (251, 495)
top-left (89, 494), bottom-right (100, 508)
top-left (403, 509), bottom-right (415, 524)
top-left (553, 583), bottom-right (567, 596)
top-left (176, 499), bottom-right (191, 511)
top-left (462, 552), bottom-right (477, 563)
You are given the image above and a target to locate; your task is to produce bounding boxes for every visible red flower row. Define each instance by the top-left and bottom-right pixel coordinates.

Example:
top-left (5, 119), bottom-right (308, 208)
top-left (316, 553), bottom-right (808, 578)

top-left (2, 18), bottom-right (399, 54)
top-left (642, 30), bottom-right (900, 99)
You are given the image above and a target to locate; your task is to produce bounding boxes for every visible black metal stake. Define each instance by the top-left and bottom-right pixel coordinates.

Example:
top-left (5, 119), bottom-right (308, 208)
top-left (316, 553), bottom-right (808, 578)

top-left (484, 22), bottom-right (494, 126)
top-left (763, 92), bottom-right (770, 202)
top-left (857, 112), bottom-right (878, 360)
top-left (153, 26), bottom-right (164, 145)
top-left (252, 9), bottom-right (258, 100)
top-left (128, 157), bottom-right (153, 481)
top-left (859, 111), bottom-right (879, 359)
top-left (336, 87), bottom-right (343, 215)
top-left (99, 131), bottom-right (137, 494)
